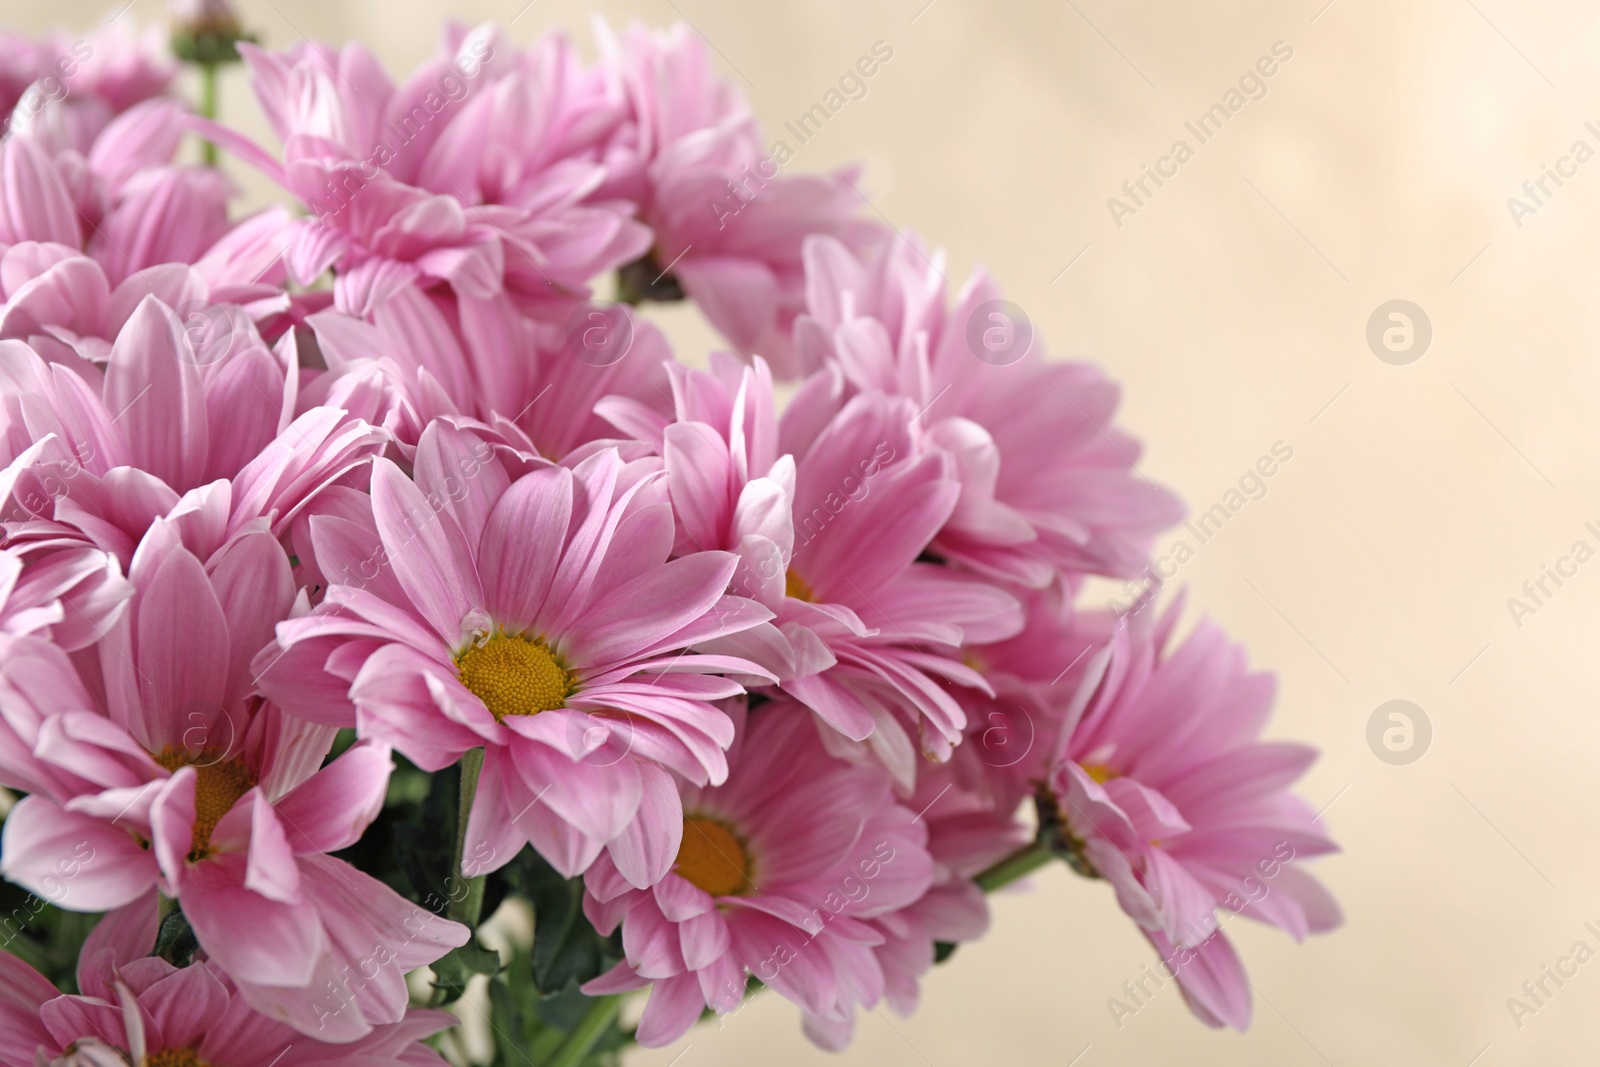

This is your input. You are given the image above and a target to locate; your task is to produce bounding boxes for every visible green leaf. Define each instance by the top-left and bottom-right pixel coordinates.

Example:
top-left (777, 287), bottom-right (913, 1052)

top-left (510, 850), bottom-right (622, 994)
top-left (154, 905), bottom-right (199, 967)
top-left (487, 974), bottom-right (531, 1064)
top-left (431, 938), bottom-right (502, 1003)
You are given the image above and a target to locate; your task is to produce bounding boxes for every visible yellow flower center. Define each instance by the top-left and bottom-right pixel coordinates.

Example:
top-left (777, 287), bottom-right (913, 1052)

top-left (784, 568), bottom-right (815, 602)
top-left (674, 817), bottom-right (751, 897)
top-left (455, 631), bottom-right (572, 720)
top-left (152, 748), bottom-right (255, 860)
top-left (1081, 762), bottom-right (1118, 784)
top-left (144, 1050), bottom-right (209, 1067)
top-left (1078, 763), bottom-right (1167, 846)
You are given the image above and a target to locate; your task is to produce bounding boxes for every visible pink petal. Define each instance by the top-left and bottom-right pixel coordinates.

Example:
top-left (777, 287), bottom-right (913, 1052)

top-left (104, 297), bottom-right (207, 491)
top-left (634, 972), bottom-right (705, 1048)
top-left (1154, 928), bottom-right (1252, 1030)
top-left (138, 957), bottom-right (230, 1050)
top-left (0, 137), bottom-right (79, 247)
top-left (507, 736), bottom-right (643, 844)
top-left (0, 795), bottom-right (155, 910)
top-left (272, 739), bottom-right (393, 855)
top-left (370, 457), bottom-right (481, 645)
top-left (566, 550), bottom-right (738, 667)
top-left (412, 421), bottom-right (509, 552)
top-left (180, 855), bottom-right (323, 987)
top-left (130, 545), bottom-right (229, 752)
top-left (674, 255), bottom-right (778, 353)
top-left (606, 762), bottom-right (683, 889)
top-left (478, 465), bottom-right (571, 632)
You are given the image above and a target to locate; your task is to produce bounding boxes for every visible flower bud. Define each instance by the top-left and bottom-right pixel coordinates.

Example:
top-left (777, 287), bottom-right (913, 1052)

top-left (169, 0), bottom-right (255, 66)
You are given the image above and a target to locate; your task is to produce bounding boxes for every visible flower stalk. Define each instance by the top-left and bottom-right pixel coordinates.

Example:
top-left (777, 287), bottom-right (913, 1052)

top-left (546, 994), bottom-right (622, 1067)
top-left (973, 841), bottom-right (1056, 893)
top-left (449, 746), bottom-right (487, 929)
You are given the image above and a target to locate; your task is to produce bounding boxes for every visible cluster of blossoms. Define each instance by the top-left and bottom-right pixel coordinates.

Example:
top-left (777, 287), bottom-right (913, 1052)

top-left (0, 6), bottom-right (1340, 1065)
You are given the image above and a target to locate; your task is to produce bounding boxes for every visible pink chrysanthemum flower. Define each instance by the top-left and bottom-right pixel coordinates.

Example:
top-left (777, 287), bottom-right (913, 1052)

top-left (601, 353), bottom-right (1021, 774)
top-left (1047, 598), bottom-right (1341, 1029)
top-left (803, 761), bottom-right (1026, 1049)
top-left (0, 945), bottom-right (454, 1066)
top-left (0, 539), bottom-right (129, 651)
top-left (256, 422), bottom-right (773, 886)
top-left (0, 21), bottom-right (174, 148)
top-left (232, 25), bottom-right (648, 317)
top-left (1, 92), bottom-right (236, 286)
top-left (0, 302), bottom-right (386, 564)
top-left (0, 225), bottom-right (293, 365)
top-left (950, 586), bottom-right (1112, 806)
top-left (796, 234), bottom-right (1185, 587)
top-left (300, 290), bottom-right (671, 460)
top-left (599, 22), bottom-right (882, 375)
top-left (0, 525), bottom-right (466, 1040)
top-left (580, 702), bottom-right (934, 1048)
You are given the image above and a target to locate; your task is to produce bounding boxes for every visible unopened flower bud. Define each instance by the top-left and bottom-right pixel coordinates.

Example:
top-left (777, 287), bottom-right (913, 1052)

top-left (169, 0), bottom-right (255, 66)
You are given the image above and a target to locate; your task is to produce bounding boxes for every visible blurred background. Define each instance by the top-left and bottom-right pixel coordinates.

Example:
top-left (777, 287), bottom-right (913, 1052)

top-left (18, 0), bottom-right (1600, 1063)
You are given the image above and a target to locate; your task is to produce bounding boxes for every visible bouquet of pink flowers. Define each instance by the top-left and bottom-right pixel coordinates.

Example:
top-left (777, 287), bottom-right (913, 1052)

top-left (0, 7), bottom-right (1340, 1064)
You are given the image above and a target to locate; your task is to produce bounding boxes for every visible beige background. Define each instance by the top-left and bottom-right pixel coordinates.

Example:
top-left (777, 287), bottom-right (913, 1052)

top-left (15, 0), bottom-right (1600, 1063)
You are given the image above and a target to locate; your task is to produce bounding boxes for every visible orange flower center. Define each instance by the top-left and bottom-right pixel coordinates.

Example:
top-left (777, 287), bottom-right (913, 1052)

top-left (455, 631), bottom-right (572, 720)
top-left (144, 1050), bottom-right (209, 1067)
top-left (153, 748), bottom-right (255, 860)
top-left (674, 817), bottom-right (751, 897)
top-left (784, 568), bottom-right (815, 602)
top-left (1081, 762), bottom-right (1118, 784)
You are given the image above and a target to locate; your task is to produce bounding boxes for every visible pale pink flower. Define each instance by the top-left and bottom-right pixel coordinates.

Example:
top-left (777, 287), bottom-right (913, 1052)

top-left (2, 96), bottom-right (232, 285)
top-left (300, 289), bottom-right (672, 460)
top-left (797, 234), bottom-right (1185, 587)
top-left (0, 34), bottom-right (49, 127)
top-left (601, 353), bottom-right (1021, 777)
top-left (0, 525), bottom-right (466, 1040)
top-left (581, 702), bottom-right (934, 1048)
top-left (0, 232), bottom-right (291, 366)
top-left (0, 539), bottom-right (128, 650)
top-left (233, 25), bottom-right (647, 317)
top-left (950, 586), bottom-right (1112, 804)
top-left (0, 944), bottom-right (453, 1065)
top-left (408, 23), bottom-right (649, 315)
top-left (255, 422), bottom-right (773, 886)
top-left (0, 300), bottom-right (386, 564)
top-left (802, 761), bottom-right (1027, 1049)
top-left (0, 21), bottom-right (174, 149)
top-left (600, 22), bottom-right (882, 374)
top-left (1047, 598), bottom-right (1341, 1029)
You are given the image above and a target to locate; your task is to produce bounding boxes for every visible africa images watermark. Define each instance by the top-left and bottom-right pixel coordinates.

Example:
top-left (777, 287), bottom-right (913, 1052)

top-left (706, 40), bottom-right (895, 231)
top-left (1505, 920), bottom-right (1600, 1030)
top-left (0, 839), bottom-right (96, 948)
top-left (749, 839), bottom-right (898, 982)
top-left (1504, 119), bottom-right (1600, 229)
top-left (1504, 517), bottom-right (1600, 629)
top-left (1107, 440), bottom-right (1295, 619)
top-left (307, 36), bottom-right (495, 223)
top-left (1, 40), bottom-right (94, 145)
top-left (326, 436), bottom-right (497, 594)
top-left (1106, 840), bottom-right (1298, 1029)
top-left (1106, 40), bottom-right (1295, 229)
top-left (725, 437), bottom-right (898, 602)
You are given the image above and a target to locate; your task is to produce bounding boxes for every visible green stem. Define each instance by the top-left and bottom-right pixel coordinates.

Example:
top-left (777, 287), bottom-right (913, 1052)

top-left (448, 747), bottom-right (487, 928)
top-left (198, 63), bottom-right (219, 166)
top-left (973, 841), bottom-right (1055, 893)
top-left (546, 994), bottom-right (622, 1067)
top-left (615, 268), bottom-right (643, 306)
